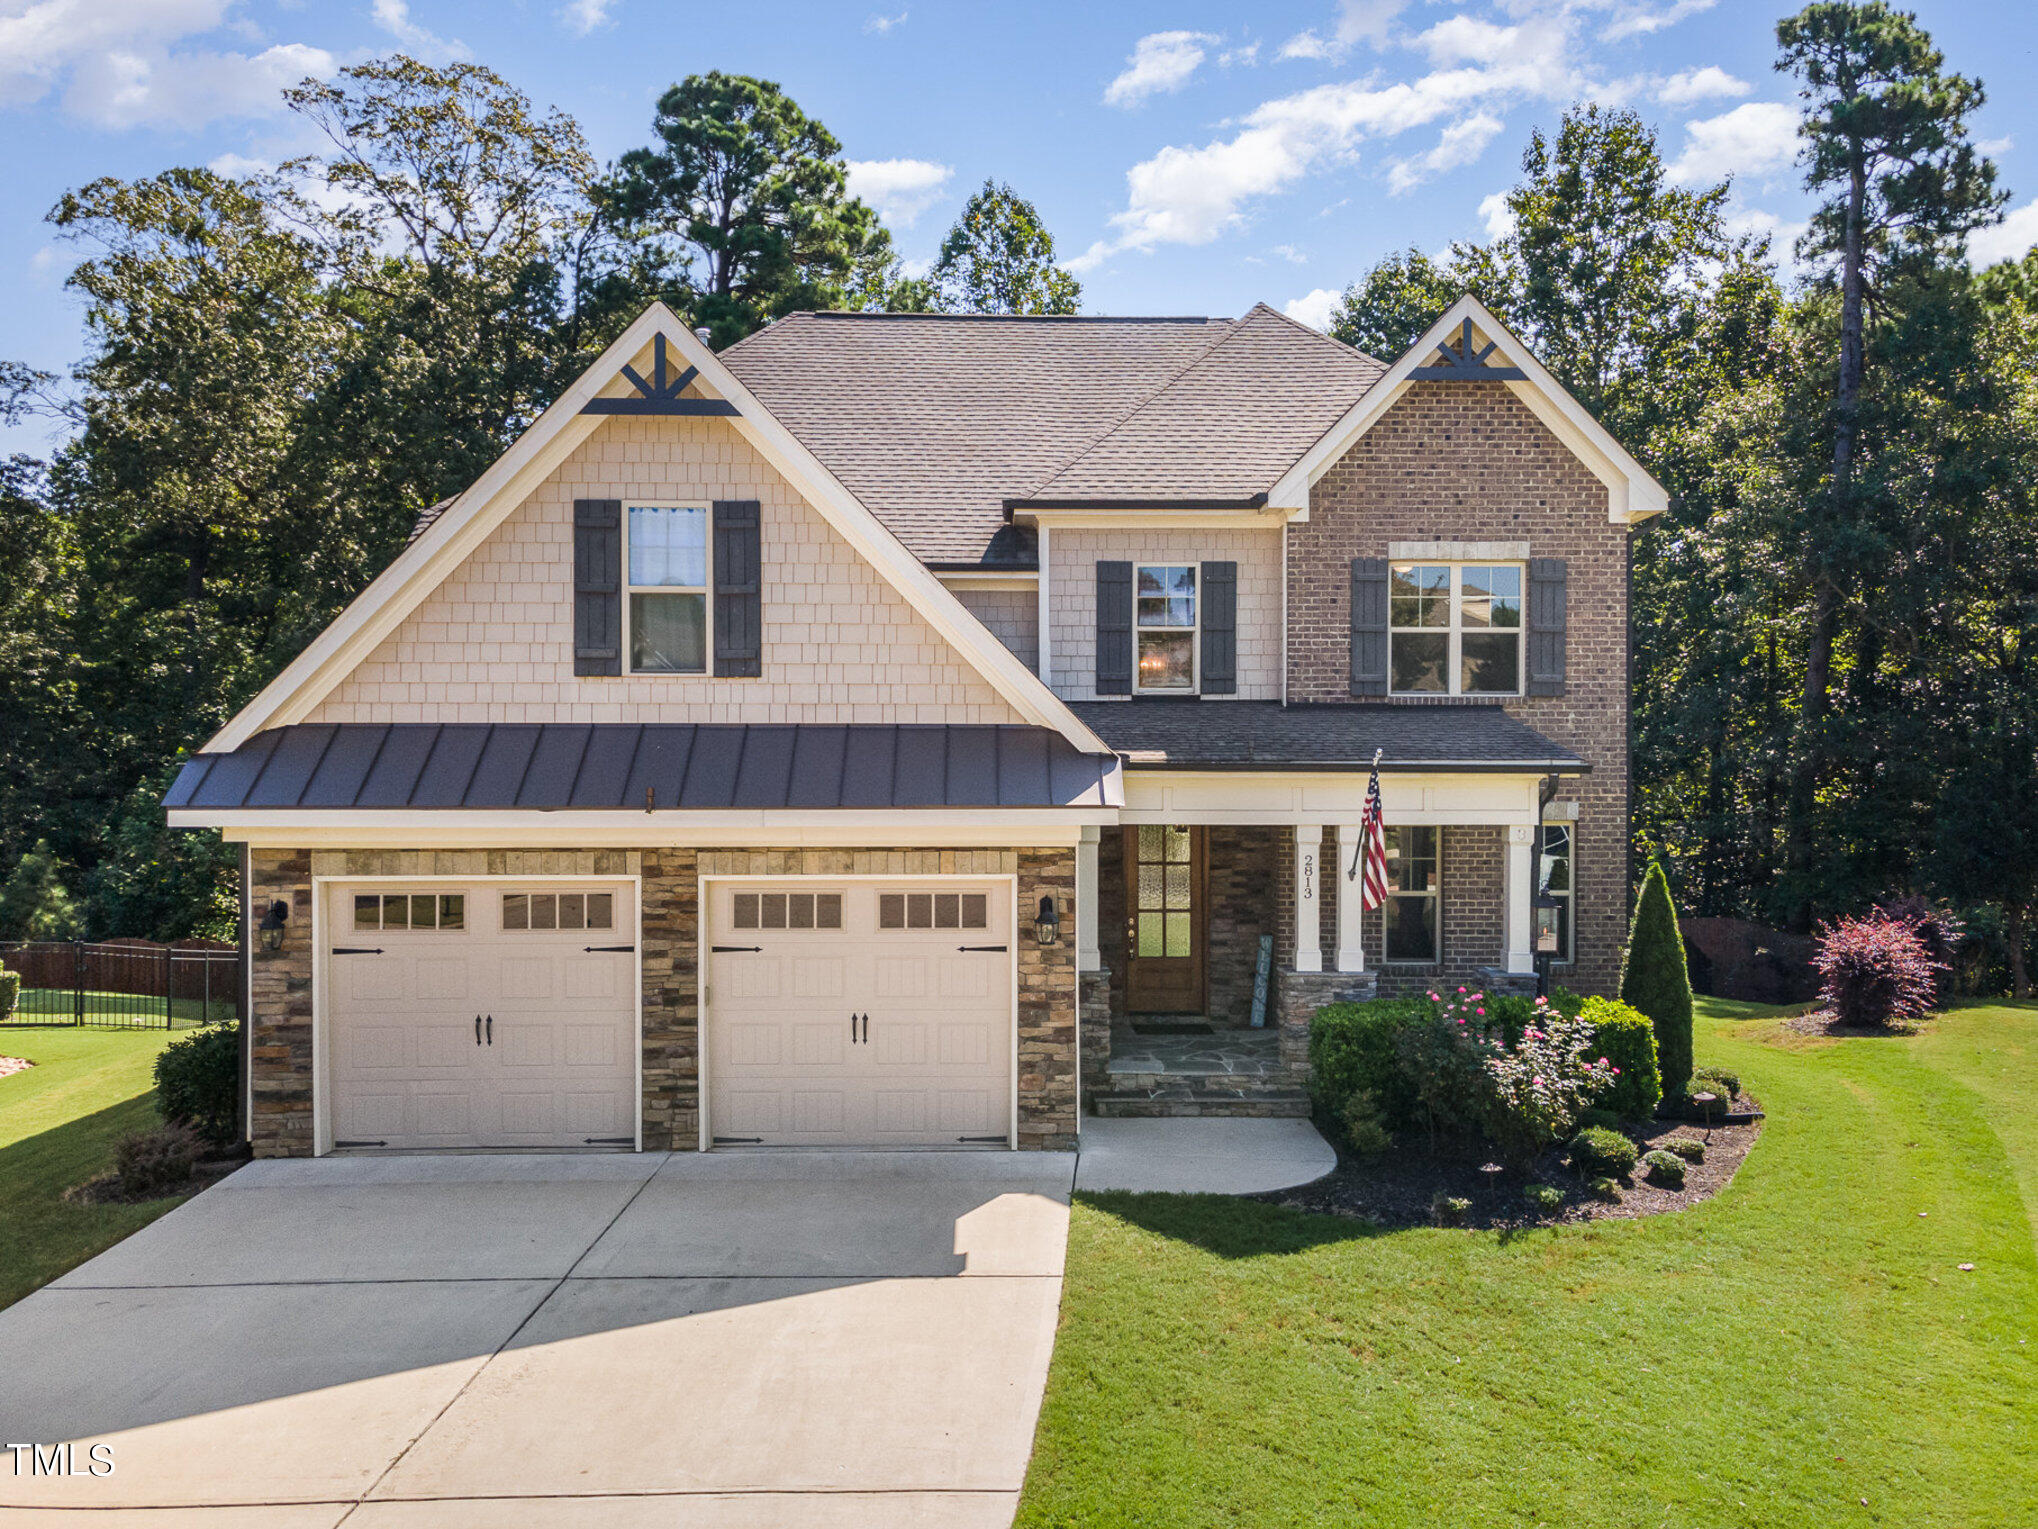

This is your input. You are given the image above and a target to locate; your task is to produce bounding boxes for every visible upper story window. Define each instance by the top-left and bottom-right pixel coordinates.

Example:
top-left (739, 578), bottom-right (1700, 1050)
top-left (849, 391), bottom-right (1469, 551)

top-left (1390, 563), bottom-right (1523, 695)
top-left (628, 505), bottom-right (709, 673)
top-left (1135, 564), bottom-right (1197, 691)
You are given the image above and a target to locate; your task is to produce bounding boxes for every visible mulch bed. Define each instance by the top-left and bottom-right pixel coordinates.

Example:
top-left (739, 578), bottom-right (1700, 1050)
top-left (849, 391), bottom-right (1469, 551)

top-left (1258, 1100), bottom-right (1763, 1231)
top-left (0, 1056), bottom-right (32, 1080)
top-left (1782, 1008), bottom-right (1920, 1038)
top-left (63, 1151), bottom-right (247, 1206)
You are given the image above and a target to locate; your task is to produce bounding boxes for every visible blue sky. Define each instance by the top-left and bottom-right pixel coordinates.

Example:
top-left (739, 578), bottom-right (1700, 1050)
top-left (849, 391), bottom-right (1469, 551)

top-left (4, 0), bottom-right (2035, 456)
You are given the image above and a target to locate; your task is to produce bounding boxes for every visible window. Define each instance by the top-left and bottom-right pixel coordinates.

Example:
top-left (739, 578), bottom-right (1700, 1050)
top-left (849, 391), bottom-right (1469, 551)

top-left (502, 891), bottom-right (614, 932)
top-left (1389, 563), bottom-right (1522, 695)
top-left (733, 891), bottom-right (844, 930)
top-left (354, 893), bottom-right (463, 931)
top-left (627, 504), bottom-right (709, 673)
top-left (1134, 564), bottom-right (1196, 691)
top-left (878, 891), bottom-right (988, 930)
top-left (1383, 827), bottom-right (1439, 963)
top-left (1537, 823), bottom-right (1573, 963)
top-left (1133, 824), bottom-right (1195, 958)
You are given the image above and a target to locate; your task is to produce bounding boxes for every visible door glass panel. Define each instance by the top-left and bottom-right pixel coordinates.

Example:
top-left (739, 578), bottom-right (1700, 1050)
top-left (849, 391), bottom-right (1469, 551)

top-left (1137, 825), bottom-right (1163, 860)
top-left (907, 893), bottom-right (933, 929)
top-left (1165, 911), bottom-right (1192, 957)
top-left (960, 893), bottom-right (986, 929)
top-left (559, 894), bottom-right (586, 931)
top-left (1164, 865), bottom-right (1190, 904)
top-left (503, 893), bottom-right (528, 930)
top-left (354, 895), bottom-right (380, 931)
top-left (586, 892), bottom-right (613, 930)
top-left (1137, 912), bottom-right (1165, 957)
top-left (732, 893), bottom-right (759, 929)
top-left (816, 893), bottom-right (843, 929)
top-left (1163, 826), bottom-right (1191, 863)
top-left (382, 895), bottom-right (409, 930)
top-left (934, 893), bottom-right (960, 928)
top-left (878, 893), bottom-right (905, 929)
top-left (760, 893), bottom-right (787, 930)
top-left (530, 894), bottom-right (557, 930)
top-left (438, 895), bottom-right (465, 930)
top-left (1138, 865), bottom-right (1163, 907)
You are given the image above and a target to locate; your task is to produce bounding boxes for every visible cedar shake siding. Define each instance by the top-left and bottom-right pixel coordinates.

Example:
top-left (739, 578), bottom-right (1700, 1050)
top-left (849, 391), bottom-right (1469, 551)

top-left (1289, 381), bottom-right (1630, 995)
top-left (308, 415), bottom-right (1025, 728)
top-left (952, 586), bottom-right (1040, 672)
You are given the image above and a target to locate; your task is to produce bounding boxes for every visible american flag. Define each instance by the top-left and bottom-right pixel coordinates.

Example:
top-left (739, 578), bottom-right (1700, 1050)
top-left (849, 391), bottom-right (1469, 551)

top-left (1354, 748), bottom-right (1388, 912)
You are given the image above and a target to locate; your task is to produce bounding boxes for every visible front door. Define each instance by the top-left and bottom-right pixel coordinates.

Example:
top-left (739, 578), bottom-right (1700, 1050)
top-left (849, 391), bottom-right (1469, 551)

top-left (1123, 825), bottom-right (1206, 1014)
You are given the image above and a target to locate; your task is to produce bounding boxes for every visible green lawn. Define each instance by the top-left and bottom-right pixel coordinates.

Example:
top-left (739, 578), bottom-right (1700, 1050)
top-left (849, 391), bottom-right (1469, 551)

top-left (0, 1025), bottom-right (197, 1310)
top-left (1018, 999), bottom-right (2038, 1528)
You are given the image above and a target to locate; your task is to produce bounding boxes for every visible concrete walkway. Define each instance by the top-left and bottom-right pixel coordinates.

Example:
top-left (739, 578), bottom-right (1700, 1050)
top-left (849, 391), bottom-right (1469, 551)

top-left (0, 1151), bottom-right (1075, 1528)
top-left (1073, 1117), bottom-right (1336, 1194)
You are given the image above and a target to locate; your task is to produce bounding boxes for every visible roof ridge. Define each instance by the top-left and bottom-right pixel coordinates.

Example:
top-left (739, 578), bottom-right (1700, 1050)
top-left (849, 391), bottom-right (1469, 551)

top-left (1012, 315), bottom-right (1245, 501)
top-left (793, 310), bottom-right (1226, 324)
top-left (1024, 306), bottom-right (1338, 500)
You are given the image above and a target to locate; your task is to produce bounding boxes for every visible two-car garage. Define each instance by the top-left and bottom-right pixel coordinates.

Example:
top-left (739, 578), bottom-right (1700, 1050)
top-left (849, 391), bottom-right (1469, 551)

top-left (320, 877), bottom-right (1015, 1153)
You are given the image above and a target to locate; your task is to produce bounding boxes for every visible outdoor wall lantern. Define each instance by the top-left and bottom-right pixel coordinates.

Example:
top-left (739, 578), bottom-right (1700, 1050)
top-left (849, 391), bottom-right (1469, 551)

top-left (1035, 894), bottom-right (1061, 948)
top-left (259, 899), bottom-right (290, 952)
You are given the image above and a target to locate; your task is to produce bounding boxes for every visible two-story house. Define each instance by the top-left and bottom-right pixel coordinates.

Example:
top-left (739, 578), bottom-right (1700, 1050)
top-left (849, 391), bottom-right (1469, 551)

top-left (166, 295), bottom-right (1665, 1156)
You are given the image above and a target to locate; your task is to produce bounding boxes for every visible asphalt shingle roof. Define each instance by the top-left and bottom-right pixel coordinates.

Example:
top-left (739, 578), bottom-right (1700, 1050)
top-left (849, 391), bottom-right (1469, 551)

top-left (1067, 701), bottom-right (1588, 772)
top-left (721, 306), bottom-right (1385, 565)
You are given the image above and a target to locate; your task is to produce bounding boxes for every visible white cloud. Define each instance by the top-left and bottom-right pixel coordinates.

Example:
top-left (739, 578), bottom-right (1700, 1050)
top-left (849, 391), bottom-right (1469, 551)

top-left (1977, 134), bottom-right (2014, 159)
top-left (1218, 41), bottom-right (1259, 67)
top-left (1279, 0), bottom-right (1406, 63)
top-left (1071, 35), bottom-right (1572, 269)
top-left (561, 0), bottom-right (614, 36)
top-left (1477, 188), bottom-right (1516, 242)
top-left (1270, 243), bottom-right (1306, 264)
top-left (1284, 286), bottom-right (1343, 330)
top-left (1668, 101), bottom-right (1801, 187)
top-left (370, 0), bottom-right (466, 61)
top-left (1653, 65), bottom-right (1749, 107)
top-left (845, 157), bottom-right (953, 227)
top-left (1970, 198), bottom-right (2038, 266)
top-left (1602, 0), bottom-right (1717, 43)
top-left (864, 9), bottom-right (907, 34)
top-left (1104, 30), bottom-right (1217, 109)
top-left (1386, 110), bottom-right (1503, 193)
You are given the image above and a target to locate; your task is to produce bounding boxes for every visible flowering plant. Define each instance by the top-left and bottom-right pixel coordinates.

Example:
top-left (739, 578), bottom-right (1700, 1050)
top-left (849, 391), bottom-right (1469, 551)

top-left (1462, 995), bottom-right (1618, 1176)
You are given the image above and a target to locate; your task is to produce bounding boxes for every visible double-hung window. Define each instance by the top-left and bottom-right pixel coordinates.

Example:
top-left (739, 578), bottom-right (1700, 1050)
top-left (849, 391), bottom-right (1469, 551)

top-left (1389, 563), bottom-right (1522, 695)
top-left (1537, 822), bottom-right (1573, 962)
top-left (1135, 564), bottom-right (1197, 691)
top-left (1383, 826), bottom-right (1440, 963)
top-left (627, 504), bottom-right (709, 673)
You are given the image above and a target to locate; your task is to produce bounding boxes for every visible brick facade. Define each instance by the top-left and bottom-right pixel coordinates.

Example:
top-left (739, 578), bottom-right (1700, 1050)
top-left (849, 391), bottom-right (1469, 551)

top-left (1287, 381), bottom-right (1631, 996)
top-left (244, 843), bottom-right (1078, 1156)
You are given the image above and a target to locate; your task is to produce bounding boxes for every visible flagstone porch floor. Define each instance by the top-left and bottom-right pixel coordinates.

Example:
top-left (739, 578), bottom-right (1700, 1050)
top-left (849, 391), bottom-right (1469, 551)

top-left (1105, 1026), bottom-right (1283, 1079)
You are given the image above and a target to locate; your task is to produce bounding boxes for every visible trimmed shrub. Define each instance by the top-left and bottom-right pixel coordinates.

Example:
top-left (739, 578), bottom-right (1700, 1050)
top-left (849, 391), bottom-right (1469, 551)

top-left (1579, 995), bottom-right (1662, 1121)
top-left (113, 1125), bottom-right (198, 1198)
top-left (1665, 1137), bottom-right (1706, 1163)
top-left (154, 1024), bottom-right (240, 1148)
top-left (1813, 913), bottom-right (1942, 1028)
top-left (1339, 1088), bottom-right (1394, 1158)
top-left (1576, 1106), bottom-right (1623, 1133)
top-left (1691, 1064), bottom-right (1740, 1101)
top-left (1309, 999), bottom-right (1429, 1129)
top-left (1641, 1148), bottom-right (1687, 1188)
top-left (1620, 862), bottom-right (1695, 1098)
top-left (1568, 1125), bottom-right (1638, 1179)
top-left (1589, 1176), bottom-right (1622, 1203)
top-left (1431, 1193), bottom-right (1471, 1227)
top-left (1524, 1183), bottom-right (1564, 1213)
top-left (0, 961), bottom-right (18, 1021)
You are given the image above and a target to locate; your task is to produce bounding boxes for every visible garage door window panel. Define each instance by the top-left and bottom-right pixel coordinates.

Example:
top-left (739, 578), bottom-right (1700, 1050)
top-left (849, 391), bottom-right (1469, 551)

top-left (503, 891), bottom-right (613, 932)
top-left (879, 892), bottom-right (989, 930)
top-left (354, 893), bottom-right (464, 932)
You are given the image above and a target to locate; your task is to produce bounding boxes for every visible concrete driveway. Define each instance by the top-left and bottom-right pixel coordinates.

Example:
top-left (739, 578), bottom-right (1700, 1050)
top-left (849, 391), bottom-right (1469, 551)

top-left (0, 1150), bottom-right (1074, 1528)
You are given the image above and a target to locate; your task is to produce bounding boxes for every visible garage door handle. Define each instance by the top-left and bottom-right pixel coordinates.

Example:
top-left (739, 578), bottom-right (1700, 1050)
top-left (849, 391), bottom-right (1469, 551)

top-left (486, 1014), bottom-right (493, 1046)
top-left (860, 1012), bottom-right (869, 1044)
top-left (475, 1014), bottom-right (482, 1046)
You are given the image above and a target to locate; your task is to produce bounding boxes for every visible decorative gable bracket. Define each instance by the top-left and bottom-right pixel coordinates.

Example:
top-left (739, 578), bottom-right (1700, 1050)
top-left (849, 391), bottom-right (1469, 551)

top-left (1409, 318), bottom-right (1527, 382)
top-left (581, 332), bottom-right (740, 416)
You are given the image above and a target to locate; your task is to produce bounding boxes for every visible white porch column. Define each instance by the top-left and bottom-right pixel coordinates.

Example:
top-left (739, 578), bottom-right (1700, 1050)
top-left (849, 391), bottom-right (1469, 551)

top-left (1076, 825), bottom-right (1101, 972)
top-left (1294, 825), bottom-right (1324, 973)
top-left (1334, 823), bottom-right (1367, 973)
top-left (1505, 824), bottom-right (1535, 975)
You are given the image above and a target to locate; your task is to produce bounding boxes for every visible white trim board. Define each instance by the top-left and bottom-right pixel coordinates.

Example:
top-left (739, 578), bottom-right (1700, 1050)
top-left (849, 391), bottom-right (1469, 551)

top-left (205, 302), bottom-right (1108, 758)
top-left (1268, 295), bottom-right (1669, 525)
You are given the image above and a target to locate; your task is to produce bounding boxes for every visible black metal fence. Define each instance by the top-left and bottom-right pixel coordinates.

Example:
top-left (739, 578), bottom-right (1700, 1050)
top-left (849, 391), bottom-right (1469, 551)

top-left (0, 940), bottom-right (242, 1029)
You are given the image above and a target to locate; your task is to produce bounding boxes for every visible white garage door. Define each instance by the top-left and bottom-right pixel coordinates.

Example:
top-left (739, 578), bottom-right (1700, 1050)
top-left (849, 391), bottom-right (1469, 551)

top-left (707, 881), bottom-right (1013, 1147)
top-left (325, 882), bottom-right (637, 1151)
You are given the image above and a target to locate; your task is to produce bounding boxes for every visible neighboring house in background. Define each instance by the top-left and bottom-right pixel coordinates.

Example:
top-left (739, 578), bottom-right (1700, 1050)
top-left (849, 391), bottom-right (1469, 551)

top-left (165, 295), bottom-right (1665, 1156)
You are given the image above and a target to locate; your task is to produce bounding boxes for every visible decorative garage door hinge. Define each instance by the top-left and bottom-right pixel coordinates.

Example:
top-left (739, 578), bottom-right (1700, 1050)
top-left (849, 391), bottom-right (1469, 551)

top-left (711, 944), bottom-right (763, 953)
top-left (583, 944), bottom-right (635, 953)
top-left (330, 946), bottom-right (385, 956)
top-left (713, 1136), bottom-right (764, 1145)
top-left (333, 1139), bottom-right (388, 1148)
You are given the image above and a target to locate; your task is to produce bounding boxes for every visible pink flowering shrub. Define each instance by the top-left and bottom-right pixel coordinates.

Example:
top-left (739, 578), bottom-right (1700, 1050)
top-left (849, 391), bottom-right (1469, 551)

top-left (1391, 988), bottom-right (1490, 1147)
top-left (1463, 997), bottom-right (1618, 1176)
top-left (1813, 912), bottom-right (1943, 1028)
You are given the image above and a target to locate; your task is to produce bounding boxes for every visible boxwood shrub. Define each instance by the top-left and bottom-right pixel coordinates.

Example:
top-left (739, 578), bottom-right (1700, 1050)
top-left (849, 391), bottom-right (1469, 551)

top-left (154, 1023), bottom-right (240, 1148)
top-left (1308, 998), bottom-right (1431, 1130)
top-left (1579, 995), bottom-right (1662, 1121)
top-left (1568, 1124), bottom-right (1638, 1179)
top-left (1642, 1148), bottom-right (1688, 1188)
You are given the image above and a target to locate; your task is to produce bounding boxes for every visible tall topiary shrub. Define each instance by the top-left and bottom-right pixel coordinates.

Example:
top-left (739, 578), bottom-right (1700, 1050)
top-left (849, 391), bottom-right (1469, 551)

top-left (1620, 861), bottom-right (1694, 1099)
top-left (0, 959), bottom-right (19, 1021)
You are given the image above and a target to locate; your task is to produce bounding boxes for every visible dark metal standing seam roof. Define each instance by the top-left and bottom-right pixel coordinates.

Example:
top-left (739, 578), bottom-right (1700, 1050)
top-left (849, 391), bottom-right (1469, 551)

top-left (1066, 701), bottom-right (1589, 772)
top-left (164, 724), bottom-right (1124, 811)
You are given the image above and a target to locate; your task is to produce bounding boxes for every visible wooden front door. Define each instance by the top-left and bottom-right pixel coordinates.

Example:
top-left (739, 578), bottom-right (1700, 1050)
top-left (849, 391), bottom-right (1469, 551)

top-left (1123, 825), bottom-right (1206, 1014)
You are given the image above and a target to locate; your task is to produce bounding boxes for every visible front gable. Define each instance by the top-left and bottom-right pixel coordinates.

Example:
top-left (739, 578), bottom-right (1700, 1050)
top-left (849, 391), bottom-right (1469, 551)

top-left (206, 305), bottom-right (1107, 754)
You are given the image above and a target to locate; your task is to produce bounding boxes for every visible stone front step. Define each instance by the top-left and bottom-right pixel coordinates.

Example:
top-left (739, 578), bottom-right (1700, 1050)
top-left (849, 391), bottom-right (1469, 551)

top-left (1092, 1089), bottom-right (1312, 1119)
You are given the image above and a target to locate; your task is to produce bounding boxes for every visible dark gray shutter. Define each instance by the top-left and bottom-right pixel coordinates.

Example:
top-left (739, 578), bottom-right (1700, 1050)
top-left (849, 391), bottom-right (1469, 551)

top-left (713, 499), bottom-right (762, 677)
top-left (1349, 557), bottom-right (1389, 696)
top-left (1200, 561), bottom-right (1237, 695)
top-left (573, 498), bottom-right (621, 676)
top-left (1527, 557), bottom-right (1568, 696)
top-left (1095, 561), bottom-right (1132, 696)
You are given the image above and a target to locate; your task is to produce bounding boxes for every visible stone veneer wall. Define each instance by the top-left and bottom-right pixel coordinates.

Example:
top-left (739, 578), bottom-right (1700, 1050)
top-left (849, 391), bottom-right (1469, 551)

top-left (246, 843), bottom-right (1077, 1157)
top-left (1286, 380), bottom-right (1632, 996)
